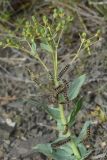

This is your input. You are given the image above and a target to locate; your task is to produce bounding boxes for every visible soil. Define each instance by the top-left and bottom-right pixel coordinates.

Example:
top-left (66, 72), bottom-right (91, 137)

top-left (0, 1), bottom-right (107, 160)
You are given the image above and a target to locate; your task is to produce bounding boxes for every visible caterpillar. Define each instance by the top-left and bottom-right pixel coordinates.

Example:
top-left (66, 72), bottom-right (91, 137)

top-left (26, 68), bottom-right (40, 86)
top-left (87, 128), bottom-right (90, 137)
top-left (58, 64), bottom-right (70, 81)
top-left (56, 79), bottom-right (69, 107)
top-left (62, 79), bottom-right (69, 89)
top-left (51, 136), bottom-right (71, 148)
top-left (48, 86), bottom-right (64, 105)
top-left (48, 71), bottom-right (54, 82)
top-left (87, 126), bottom-right (91, 139)
top-left (53, 80), bottom-right (70, 107)
top-left (54, 84), bottom-right (65, 95)
top-left (54, 79), bottom-right (69, 95)
top-left (47, 70), bottom-right (70, 107)
top-left (62, 79), bottom-right (69, 108)
top-left (49, 93), bottom-right (58, 104)
top-left (83, 126), bottom-right (93, 149)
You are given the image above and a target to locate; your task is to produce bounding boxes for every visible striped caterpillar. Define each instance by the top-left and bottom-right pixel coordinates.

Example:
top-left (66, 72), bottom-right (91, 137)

top-left (62, 79), bottom-right (69, 108)
top-left (87, 128), bottom-right (90, 138)
top-left (54, 80), bottom-right (69, 95)
top-left (51, 136), bottom-right (71, 148)
top-left (54, 79), bottom-right (69, 107)
top-left (58, 64), bottom-right (70, 81)
top-left (48, 71), bottom-right (54, 82)
top-left (26, 68), bottom-right (40, 86)
top-left (47, 75), bottom-right (70, 107)
top-left (48, 63), bottom-right (70, 82)
top-left (87, 126), bottom-right (91, 138)
top-left (83, 126), bottom-right (93, 149)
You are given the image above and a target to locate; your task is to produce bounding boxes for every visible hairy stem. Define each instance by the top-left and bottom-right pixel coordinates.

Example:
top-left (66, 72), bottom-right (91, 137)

top-left (53, 43), bottom-right (81, 160)
top-left (54, 49), bottom-right (58, 86)
top-left (70, 141), bottom-right (81, 160)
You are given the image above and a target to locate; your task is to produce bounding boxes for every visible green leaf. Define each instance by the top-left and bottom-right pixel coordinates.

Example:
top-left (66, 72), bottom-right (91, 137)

top-left (78, 121), bottom-right (92, 143)
top-left (61, 144), bottom-right (73, 154)
top-left (40, 43), bottom-right (53, 53)
top-left (31, 41), bottom-right (37, 56)
top-left (33, 138), bottom-right (79, 160)
top-left (82, 150), bottom-right (93, 160)
top-left (52, 148), bottom-right (74, 160)
top-left (47, 107), bottom-right (60, 121)
top-left (67, 98), bottom-right (83, 127)
top-left (68, 74), bottom-right (86, 100)
top-left (33, 143), bottom-right (52, 157)
top-left (78, 143), bottom-right (93, 160)
top-left (78, 143), bottom-right (87, 157)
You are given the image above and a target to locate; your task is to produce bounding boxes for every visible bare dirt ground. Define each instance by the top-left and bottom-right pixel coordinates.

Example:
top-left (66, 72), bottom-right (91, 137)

top-left (0, 1), bottom-right (107, 160)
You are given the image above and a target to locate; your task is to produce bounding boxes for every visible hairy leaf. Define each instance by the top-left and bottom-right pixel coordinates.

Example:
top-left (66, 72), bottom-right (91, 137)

top-left (52, 148), bottom-right (74, 160)
top-left (78, 143), bottom-right (92, 159)
top-left (67, 98), bottom-right (83, 127)
top-left (47, 107), bottom-right (60, 121)
top-left (40, 43), bottom-right (53, 53)
top-left (33, 143), bottom-right (52, 157)
top-left (78, 121), bottom-right (92, 143)
top-left (31, 41), bottom-right (37, 56)
top-left (68, 74), bottom-right (86, 100)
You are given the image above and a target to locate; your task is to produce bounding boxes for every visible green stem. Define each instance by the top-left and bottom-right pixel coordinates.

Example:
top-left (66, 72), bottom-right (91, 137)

top-left (54, 49), bottom-right (58, 86)
top-left (59, 104), bottom-right (81, 159)
top-left (53, 49), bottom-right (66, 127)
top-left (36, 55), bottom-right (49, 72)
top-left (70, 41), bottom-right (84, 64)
top-left (52, 42), bottom-right (81, 160)
top-left (59, 105), bottom-right (81, 159)
top-left (59, 104), bottom-right (66, 125)
top-left (70, 141), bottom-right (81, 160)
